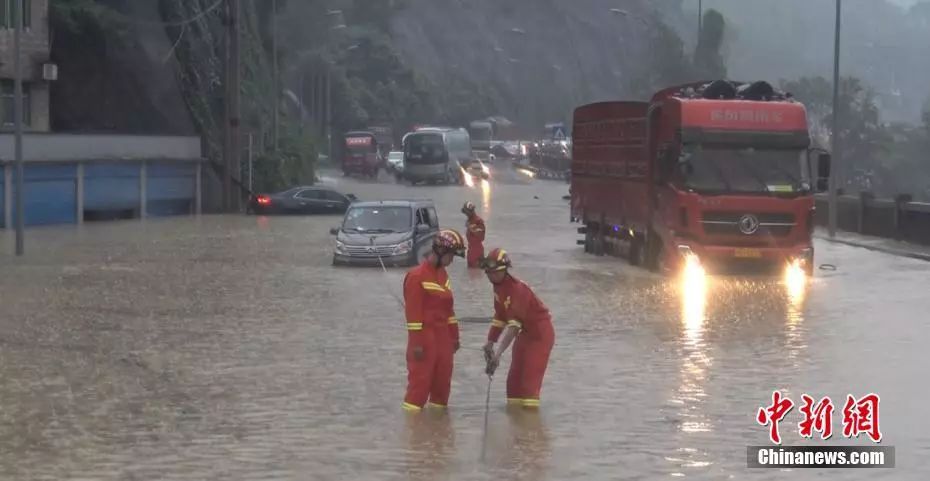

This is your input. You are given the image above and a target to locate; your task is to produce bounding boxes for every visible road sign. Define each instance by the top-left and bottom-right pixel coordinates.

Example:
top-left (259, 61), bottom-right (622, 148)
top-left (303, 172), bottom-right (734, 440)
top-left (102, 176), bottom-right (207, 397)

top-left (552, 125), bottom-right (567, 141)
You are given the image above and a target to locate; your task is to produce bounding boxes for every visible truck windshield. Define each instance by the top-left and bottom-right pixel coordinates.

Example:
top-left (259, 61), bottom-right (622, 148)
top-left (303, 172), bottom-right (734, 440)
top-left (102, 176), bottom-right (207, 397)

top-left (405, 134), bottom-right (446, 164)
top-left (679, 145), bottom-right (810, 195)
top-left (342, 206), bottom-right (411, 233)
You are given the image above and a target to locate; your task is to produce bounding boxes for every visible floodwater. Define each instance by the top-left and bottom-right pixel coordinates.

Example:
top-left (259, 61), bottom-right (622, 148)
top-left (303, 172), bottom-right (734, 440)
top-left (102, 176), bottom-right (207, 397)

top-left (1, 167), bottom-right (927, 480)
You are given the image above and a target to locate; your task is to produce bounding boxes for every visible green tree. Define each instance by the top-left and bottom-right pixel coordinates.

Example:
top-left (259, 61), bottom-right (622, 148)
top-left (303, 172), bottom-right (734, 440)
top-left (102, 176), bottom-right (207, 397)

top-left (782, 76), bottom-right (930, 197)
top-left (693, 9), bottom-right (727, 80)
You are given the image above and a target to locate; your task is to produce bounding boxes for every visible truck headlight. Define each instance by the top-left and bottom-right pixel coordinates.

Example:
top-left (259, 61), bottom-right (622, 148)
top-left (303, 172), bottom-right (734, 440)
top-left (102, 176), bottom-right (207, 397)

top-left (798, 247), bottom-right (813, 264)
top-left (677, 245), bottom-right (696, 259)
top-left (335, 240), bottom-right (346, 254)
top-left (393, 239), bottom-right (413, 255)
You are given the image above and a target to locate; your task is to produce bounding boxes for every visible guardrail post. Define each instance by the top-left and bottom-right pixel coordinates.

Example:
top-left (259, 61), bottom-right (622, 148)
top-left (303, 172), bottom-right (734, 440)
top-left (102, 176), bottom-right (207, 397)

top-left (75, 161), bottom-right (84, 225)
top-left (194, 160), bottom-right (202, 215)
top-left (3, 163), bottom-right (11, 229)
top-left (893, 194), bottom-right (911, 241)
top-left (139, 160), bottom-right (147, 219)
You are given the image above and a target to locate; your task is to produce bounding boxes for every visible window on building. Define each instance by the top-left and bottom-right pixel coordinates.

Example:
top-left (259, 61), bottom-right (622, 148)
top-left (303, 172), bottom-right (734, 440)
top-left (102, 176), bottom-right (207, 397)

top-left (0, 0), bottom-right (31, 28)
top-left (1, 80), bottom-right (31, 127)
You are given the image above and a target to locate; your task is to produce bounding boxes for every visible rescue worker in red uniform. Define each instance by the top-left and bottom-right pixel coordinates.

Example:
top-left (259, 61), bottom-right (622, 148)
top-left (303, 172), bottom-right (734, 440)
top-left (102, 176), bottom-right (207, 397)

top-left (462, 201), bottom-right (485, 268)
top-left (402, 229), bottom-right (466, 411)
top-left (482, 248), bottom-right (556, 408)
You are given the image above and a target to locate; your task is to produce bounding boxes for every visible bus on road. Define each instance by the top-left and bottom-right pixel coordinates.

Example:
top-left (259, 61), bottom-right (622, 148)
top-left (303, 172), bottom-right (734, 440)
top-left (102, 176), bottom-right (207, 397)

top-left (402, 128), bottom-right (472, 185)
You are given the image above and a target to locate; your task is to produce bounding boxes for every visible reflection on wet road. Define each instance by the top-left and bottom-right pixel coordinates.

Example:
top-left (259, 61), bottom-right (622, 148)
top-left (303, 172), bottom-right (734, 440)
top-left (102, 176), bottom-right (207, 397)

top-left (1, 167), bottom-right (927, 479)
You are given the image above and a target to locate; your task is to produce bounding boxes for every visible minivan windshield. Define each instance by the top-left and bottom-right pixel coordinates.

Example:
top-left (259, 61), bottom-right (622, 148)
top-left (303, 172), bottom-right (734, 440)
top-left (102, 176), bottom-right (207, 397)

top-left (342, 206), bottom-right (412, 233)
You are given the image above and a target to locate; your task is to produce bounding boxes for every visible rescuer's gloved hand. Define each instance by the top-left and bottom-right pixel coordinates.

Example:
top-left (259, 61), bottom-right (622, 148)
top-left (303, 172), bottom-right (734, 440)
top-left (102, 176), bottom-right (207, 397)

top-left (485, 355), bottom-right (499, 377)
top-left (412, 345), bottom-right (425, 361)
top-left (482, 342), bottom-right (495, 363)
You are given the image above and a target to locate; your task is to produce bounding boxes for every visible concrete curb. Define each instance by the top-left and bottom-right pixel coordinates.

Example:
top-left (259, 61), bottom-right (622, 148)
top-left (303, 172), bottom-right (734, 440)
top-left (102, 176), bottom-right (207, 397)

top-left (816, 235), bottom-right (930, 262)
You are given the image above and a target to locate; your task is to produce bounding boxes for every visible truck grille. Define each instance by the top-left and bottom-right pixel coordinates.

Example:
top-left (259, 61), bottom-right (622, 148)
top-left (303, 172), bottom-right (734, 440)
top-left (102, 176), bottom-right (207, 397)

top-left (344, 245), bottom-right (396, 257)
top-left (700, 211), bottom-right (795, 237)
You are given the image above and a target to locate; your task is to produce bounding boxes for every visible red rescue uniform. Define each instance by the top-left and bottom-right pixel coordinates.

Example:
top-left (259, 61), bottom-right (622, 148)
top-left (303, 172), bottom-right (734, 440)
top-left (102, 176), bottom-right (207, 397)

top-left (465, 215), bottom-right (486, 268)
top-left (487, 275), bottom-right (555, 408)
top-left (402, 260), bottom-right (459, 410)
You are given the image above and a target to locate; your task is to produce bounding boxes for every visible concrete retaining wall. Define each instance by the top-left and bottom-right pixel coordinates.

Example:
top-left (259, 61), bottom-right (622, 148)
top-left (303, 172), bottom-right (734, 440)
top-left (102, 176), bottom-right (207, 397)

top-left (814, 194), bottom-right (930, 246)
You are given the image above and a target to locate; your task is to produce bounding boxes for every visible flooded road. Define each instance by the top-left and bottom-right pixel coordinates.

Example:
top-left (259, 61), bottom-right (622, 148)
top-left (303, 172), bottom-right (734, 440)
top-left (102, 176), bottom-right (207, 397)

top-left (1, 168), bottom-right (927, 480)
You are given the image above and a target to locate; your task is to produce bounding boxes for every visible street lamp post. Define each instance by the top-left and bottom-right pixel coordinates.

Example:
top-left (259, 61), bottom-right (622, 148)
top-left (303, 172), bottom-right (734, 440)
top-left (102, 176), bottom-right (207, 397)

top-left (698, 0), bottom-right (703, 44)
top-left (829, 0), bottom-right (842, 238)
top-left (13, 0), bottom-right (24, 255)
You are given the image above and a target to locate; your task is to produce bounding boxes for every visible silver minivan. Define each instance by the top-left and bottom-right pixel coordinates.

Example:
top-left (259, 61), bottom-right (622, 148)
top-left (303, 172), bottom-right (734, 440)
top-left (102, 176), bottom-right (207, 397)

top-left (331, 200), bottom-right (440, 267)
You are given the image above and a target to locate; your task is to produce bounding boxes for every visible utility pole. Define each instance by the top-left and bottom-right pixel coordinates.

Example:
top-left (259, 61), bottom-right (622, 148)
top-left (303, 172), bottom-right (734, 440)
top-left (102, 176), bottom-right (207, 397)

top-left (224, 0), bottom-right (241, 212)
top-left (829, 0), bottom-right (842, 238)
top-left (13, 0), bottom-right (24, 255)
top-left (271, 0), bottom-right (279, 151)
top-left (325, 70), bottom-right (332, 160)
top-left (698, 0), bottom-right (703, 44)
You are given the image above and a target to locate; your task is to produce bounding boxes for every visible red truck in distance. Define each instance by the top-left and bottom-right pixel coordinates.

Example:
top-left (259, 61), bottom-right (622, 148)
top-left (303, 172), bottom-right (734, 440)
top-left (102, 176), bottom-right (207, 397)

top-left (342, 131), bottom-right (384, 178)
top-left (570, 80), bottom-right (831, 275)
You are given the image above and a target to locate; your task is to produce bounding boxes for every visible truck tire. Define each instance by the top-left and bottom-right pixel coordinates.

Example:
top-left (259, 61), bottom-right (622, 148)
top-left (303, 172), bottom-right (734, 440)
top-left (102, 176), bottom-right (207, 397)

top-left (594, 223), bottom-right (606, 256)
top-left (583, 222), bottom-right (595, 254)
top-left (644, 231), bottom-right (663, 272)
top-left (629, 234), bottom-right (645, 266)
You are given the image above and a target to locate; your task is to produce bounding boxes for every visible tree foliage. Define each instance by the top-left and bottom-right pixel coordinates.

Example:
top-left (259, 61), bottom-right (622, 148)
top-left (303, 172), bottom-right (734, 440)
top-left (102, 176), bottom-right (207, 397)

top-left (694, 9), bottom-right (727, 80)
top-left (783, 76), bottom-right (930, 198)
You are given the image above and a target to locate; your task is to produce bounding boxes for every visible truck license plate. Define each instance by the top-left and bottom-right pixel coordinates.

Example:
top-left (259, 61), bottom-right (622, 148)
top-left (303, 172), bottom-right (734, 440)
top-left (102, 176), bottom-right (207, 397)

top-left (734, 248), bottom-right (762, 258)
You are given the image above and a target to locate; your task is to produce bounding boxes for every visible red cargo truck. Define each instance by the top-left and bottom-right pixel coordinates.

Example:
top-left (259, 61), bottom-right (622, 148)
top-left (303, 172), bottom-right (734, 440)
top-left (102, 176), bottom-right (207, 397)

top-left (342, 131), bottom-right (383, 178)
top-left (570, 80), bottom-right (831, 275)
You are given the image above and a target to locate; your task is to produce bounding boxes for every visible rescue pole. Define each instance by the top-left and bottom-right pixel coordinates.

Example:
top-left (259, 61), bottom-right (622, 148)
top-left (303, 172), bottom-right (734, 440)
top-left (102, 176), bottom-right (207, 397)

top-left (480, 350), bottom-right (494, 461)
top-left (377, 255), bottom-right (407, 309)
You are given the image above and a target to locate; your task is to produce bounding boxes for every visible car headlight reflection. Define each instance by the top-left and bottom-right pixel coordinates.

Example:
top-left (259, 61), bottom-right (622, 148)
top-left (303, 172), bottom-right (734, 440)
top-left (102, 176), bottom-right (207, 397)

top-left (335, 240), bottom-right (346, 254)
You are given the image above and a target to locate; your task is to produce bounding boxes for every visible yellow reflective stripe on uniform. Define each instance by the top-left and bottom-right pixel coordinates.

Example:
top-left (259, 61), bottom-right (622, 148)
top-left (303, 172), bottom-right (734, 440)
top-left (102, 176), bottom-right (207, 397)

top-left (497, 249), bottom-right (507, 261)
top-left (402, 402), bottom-right (422, 411)
top-left (491, 319), bottom-right (506, 328)
top-left (506, 398), bottom-right (523, 405)
top-left (406, 322), bottom-right (423, 331)
top-left (444, 279), bottom-right (451, 290)
top-left (522, 399), bottom-right (540, 407)
top-left (448, 317), bottom-right (458, 324)
top-left (507, 319), bottom-right (523, 329)
top-left (421, 282), bottom-right (445, 292)
top-left (427, 402), bottom-right (447, 408)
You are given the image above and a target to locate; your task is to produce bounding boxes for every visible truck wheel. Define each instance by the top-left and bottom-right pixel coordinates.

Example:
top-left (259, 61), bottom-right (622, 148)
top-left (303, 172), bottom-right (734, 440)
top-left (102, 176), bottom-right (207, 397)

top-left (594, 223), bottom-right (606, 257)
top-left (629, 234), bottom-right (645, 266)
top-left (641, 230), bottom-right (661, 272)
top-left (583, 223), bottom-right (595, 254)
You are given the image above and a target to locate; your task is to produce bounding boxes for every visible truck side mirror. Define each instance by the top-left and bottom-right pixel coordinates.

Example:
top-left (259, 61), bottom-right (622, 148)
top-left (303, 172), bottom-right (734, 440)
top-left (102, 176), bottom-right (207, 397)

top-left (816, 153), bottom-right (831, 193)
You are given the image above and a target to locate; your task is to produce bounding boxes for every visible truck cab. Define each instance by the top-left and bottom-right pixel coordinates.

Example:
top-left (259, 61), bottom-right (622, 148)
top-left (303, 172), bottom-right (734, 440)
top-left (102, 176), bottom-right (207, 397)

top-left (571, 80), bottom-right (831, 275)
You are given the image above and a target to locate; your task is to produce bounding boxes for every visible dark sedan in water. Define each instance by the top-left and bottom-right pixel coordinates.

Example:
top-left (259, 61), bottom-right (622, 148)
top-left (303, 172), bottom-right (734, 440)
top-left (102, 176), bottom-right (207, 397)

top-left (247, 186), bottom-right (357, 215)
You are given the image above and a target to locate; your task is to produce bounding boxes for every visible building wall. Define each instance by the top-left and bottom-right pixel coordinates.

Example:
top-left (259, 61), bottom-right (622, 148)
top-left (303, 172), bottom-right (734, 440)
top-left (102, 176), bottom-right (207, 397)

top-left (28, 80), bottom-right (48, 130)
top-left (0, 0), bottom-right (51, 132)
top-left (1, 160), bottom-right (201, 227)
